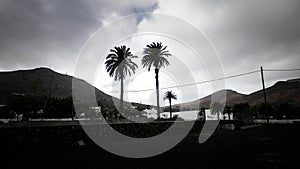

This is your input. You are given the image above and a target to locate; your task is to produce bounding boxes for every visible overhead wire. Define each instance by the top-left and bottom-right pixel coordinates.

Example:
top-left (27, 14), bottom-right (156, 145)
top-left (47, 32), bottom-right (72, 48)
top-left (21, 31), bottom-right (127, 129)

top-left (106, 69), bottom-right (261, 93)
top-left (105, 68), bottom-right (300, 94)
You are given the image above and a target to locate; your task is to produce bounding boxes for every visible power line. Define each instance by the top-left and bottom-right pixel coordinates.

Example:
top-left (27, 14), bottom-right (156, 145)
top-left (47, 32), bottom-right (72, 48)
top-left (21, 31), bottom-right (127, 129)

top-left (263, 68), bottom-right (300, 72)
top-left (161, 70), bottom-right (260, 90)
top-left (106, 69), bottom-right (261, 93)
top-left (105, 68), bottom-right (300, 94)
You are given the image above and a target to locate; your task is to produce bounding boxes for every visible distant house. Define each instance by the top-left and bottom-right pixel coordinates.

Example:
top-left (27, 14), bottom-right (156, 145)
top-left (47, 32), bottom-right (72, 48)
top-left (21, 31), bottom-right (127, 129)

top-left (12, 92), bottom-right (26, 97)
top-left (145, 108), bottom-right (157, 119)
top-left (89, 106), bottom-right (102, 119)
top-left (205, 109), bottom-right (233, 121)
top-left (90, 106), bottom-right (101, 113)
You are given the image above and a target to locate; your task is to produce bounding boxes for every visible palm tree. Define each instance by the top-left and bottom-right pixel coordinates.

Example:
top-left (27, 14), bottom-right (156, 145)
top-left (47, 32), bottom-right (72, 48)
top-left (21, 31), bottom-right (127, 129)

top-left (211, 102), bottom-right (223, 120)
top-left (163, 91), bottom-right (177, 119)
top-left (105, 45), bottom-right (138, 109)
top-left (142, 42), bottom-right (171, 119)
top-left (224, 106), bottom-right (232, 120)
top-left (199, 107), bottom-right (206, 121)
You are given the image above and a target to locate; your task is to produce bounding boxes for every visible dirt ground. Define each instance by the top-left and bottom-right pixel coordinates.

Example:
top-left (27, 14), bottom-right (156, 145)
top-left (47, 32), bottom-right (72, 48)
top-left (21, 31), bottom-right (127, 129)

top-left (1, 122), bottom-right (299, 169)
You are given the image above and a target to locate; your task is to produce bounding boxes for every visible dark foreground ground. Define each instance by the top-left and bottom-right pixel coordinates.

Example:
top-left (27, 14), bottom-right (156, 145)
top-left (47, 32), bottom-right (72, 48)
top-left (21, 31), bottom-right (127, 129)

top-left (0, 121), bottom-right (300, 169)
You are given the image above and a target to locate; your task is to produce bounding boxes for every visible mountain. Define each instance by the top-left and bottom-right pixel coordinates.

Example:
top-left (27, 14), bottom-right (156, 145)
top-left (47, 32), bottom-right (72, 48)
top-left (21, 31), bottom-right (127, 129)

top-left (176, 78), bottom-right (300, 110)
top-left (239, 79), bottom-right (300, 106)
top-left (0, 67), bottom-right (113, 106)
top-left (0, 68), bottom-right (299, 110)
top-left (177, 90), bottom-right (246, 110)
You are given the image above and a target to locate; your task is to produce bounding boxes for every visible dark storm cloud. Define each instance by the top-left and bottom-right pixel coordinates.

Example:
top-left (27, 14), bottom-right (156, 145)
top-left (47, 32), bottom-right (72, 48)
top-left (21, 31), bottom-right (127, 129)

top-left (0, 0), bottom-right (157, 73)
top-left (205, 0), bottom-right (300, 70)
top-left (148, 0), bottom-right (300, 95)
top-left (0, 0), bottom-right (299, 96)
top-left (0, 0), bottom-right (102, 72)
top-left (191, 0), bottom-right (300, 91)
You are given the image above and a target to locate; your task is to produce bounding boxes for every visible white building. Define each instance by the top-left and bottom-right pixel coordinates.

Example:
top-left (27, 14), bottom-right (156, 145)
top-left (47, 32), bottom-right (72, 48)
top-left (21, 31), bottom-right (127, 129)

top-left (205, 109), bottom-right (233, 120)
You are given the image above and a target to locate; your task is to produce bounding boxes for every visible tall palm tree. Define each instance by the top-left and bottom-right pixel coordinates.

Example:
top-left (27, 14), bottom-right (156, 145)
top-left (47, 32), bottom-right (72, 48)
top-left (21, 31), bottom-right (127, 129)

top-left (142, 42), bottom-right (171, 119)
top-left (164, 91), bottom-right (177, 119)
top-left (105, 45), bottom-right (138, 109)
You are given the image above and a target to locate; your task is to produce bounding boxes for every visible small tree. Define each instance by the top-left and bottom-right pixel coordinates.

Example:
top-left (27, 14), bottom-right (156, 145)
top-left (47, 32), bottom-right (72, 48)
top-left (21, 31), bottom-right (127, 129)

top-left (198, 107), bottom-right (206, 121)
top-left (224, 106), bottom-right (232, 120)
top-left (258, 103), bottom-right (273, 121)
top-left (211, 102), bottom-right (223, 120)
top-left (276, 102), bottom-right (292, 119)
top-left (163, 91), bottom-right (177, 119)
top-left (233, 103), bottom-right (252, 124)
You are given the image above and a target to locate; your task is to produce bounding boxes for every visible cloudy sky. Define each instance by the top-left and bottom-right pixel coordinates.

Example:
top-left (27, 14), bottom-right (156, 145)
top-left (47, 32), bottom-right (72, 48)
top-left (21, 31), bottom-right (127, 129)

top-left (1, 0), bottom-right (300, 105)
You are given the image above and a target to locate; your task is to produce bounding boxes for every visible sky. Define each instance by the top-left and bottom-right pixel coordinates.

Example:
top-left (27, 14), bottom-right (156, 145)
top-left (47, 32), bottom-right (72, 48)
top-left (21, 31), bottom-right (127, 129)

top-left (1, 0), bottom-right (300, 105)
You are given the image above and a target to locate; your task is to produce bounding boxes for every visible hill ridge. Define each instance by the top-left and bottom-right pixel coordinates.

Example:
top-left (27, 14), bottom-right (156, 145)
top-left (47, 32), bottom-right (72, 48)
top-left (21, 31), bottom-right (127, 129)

top-left (0, 68), bottom-right (299, 109)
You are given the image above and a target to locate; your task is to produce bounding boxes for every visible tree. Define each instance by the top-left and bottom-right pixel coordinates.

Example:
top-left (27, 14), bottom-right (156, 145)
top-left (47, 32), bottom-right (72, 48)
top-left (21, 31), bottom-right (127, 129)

top-left (23, 74), bottom-right (43, 119)
top-left (198, 107), bottom-right (206, 121)
top-left (142, 42), bottom-right (171, 119)
top-left (251, 105), bottom-right (259, 119)
top-left (258, 103), bottom-right (273, 121)
top-left (211, 102), bottom-right (224, 120)
top-left (10, 96), bottom-right (38, 121)
top-left (42, 73), bottom-right (58, 120)
top-left (233, 103), bottom-right (252, 124)
top-left (276, 102), bottom-right (292, 119)
top-left (163, 91), bottom-right (177, 119)
top-left (224, 106), bottom-right (232, 120)
top-left (105, 45), bottom-right (138, 110)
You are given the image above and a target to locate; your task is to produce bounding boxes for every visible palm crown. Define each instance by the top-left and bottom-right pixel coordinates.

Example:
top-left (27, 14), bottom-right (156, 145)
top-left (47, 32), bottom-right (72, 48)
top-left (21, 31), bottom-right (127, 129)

top-left (105, 46), bottom-right (138, 81)
top-left (142, 42), bottom-right (171, 71)
top-left (164, 91), bottom-right (177, 101)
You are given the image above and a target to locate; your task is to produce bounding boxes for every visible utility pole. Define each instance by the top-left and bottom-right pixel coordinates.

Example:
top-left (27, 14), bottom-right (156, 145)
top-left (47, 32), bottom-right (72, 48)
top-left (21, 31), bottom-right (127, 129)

top-left (260, 66), bottom-right (269, 123)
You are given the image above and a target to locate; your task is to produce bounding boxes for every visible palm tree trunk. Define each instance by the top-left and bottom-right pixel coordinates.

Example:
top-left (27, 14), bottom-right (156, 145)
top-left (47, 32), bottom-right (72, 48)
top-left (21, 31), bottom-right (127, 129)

top-left (120, 74), bottom-right (124, 110)
top-left (155, 68), bottom-right (160, 119)
top-left (169, 98), bottom-right (172, 119)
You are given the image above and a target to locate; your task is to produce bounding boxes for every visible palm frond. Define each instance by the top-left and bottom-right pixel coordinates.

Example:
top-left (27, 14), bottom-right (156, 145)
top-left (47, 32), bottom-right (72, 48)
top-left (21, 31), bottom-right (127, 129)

top-left (104, 45), bottom-right (138, 81)
top-left (141, 42), bottom-right (172, 71)
top-left (163, 91), bottom-right (177, 100)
